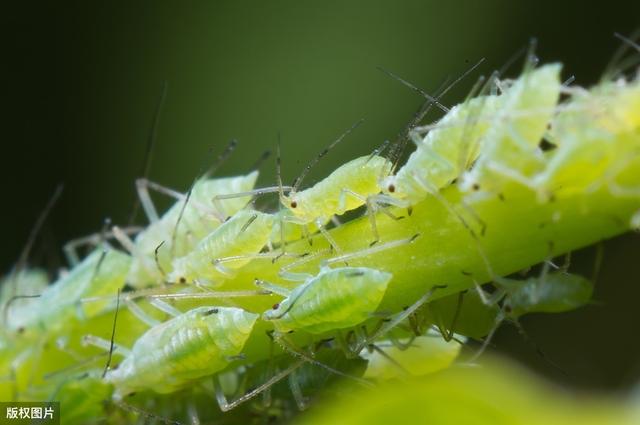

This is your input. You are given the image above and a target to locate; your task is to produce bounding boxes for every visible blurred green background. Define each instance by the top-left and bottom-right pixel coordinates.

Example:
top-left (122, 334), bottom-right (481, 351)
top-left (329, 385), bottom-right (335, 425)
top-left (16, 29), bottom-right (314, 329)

top-left (2, 0), bottom-right (639, 393)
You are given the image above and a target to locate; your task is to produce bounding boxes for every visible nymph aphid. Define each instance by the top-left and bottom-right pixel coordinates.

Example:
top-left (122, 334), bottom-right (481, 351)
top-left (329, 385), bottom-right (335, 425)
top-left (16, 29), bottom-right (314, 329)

top-left (99, 306), bottom-right (258, 400)
top-left (275, 123), bottom-right (393, 249)
top-left (112, 170), bottom-right (260, 288)
top-left (168, 209), bottom-right (275, 287)
top-left (259, 266), bottom-right (392, 334)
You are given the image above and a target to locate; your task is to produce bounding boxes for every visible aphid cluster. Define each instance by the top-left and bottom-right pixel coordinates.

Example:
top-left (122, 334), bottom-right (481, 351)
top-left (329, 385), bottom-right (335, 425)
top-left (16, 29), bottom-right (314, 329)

top-left (1, 42), bottom-right (639, 424)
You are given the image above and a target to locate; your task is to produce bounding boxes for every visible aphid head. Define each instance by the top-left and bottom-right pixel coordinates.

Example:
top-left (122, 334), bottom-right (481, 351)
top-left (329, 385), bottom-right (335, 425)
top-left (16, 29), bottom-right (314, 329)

top-left (281, 192), bottom-right (307, 219)
top-left (261, 300), bottom-right (286, 322)
top-left (381, 175), bottom-right (399, 195)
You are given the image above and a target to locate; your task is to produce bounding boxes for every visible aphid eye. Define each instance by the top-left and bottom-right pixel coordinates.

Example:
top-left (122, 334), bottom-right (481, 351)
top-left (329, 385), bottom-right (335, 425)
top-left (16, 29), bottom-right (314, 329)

top-left (179, 277), bottom-right (187, 284)
top-left (272, 303), bottom-right (280, 310)
top-left (203, 308), bottom-right (219, 316)
top-left (290, 201), bottom-right (297, 208)
top-left (388, 184), bottom-right (395, 193)
top-left (504, 305), bottom-right (512, 314)
top-left (472, 183), bottom-right (480, 191)
top-left (16, 327), bottom-right (24, 334)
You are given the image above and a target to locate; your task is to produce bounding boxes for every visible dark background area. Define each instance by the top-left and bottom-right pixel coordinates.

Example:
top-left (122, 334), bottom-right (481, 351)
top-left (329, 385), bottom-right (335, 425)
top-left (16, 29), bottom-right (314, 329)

top-left (2, 1), bottom-right (639, 393)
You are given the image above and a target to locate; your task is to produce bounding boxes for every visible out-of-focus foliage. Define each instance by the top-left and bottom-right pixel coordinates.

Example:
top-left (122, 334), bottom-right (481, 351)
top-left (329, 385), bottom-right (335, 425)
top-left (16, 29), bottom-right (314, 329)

top-left (298, 357), bottom-right (640, 425)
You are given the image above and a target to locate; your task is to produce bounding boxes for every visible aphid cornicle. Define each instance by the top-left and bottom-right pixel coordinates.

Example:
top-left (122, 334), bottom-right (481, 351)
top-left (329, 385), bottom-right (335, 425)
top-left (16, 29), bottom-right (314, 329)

top-left (104, 306), bottom-right (258, 400)
top-left (115, 171), bottom-right (260, 288)
top-left (261, 267), bottom-right (392, 334)
top-left (168, 209), bottom-right (275, 287)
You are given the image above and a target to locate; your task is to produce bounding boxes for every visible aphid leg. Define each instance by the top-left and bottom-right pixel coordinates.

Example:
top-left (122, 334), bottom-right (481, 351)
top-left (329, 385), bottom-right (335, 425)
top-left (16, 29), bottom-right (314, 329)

top-left (356, 285), bottom-right (447, 352)
top-left (473, 279), bottom-right (507, 306)
top-left (140, 289), bottom-right (273, 301)
top-left (254, 279), bottom-right (291, 297)
top-left (277, 249), bottom-right (328, 281)
top-left (63, 226), bottom-right (140, 267)
top-left (137, 177), bottom-right (219, 222)
top-left (466, 312), bottom-right (503, 364)
top-left (315, 218), bottom-right (343, 254)
top-left (214, 360), bottom-right (304, 412)
top-left (111, 226), bottom-right (153, 270)
top-left (213, 252), bottom-right (301, 271)
top-left (149, 298), bottom-right (182, 317)
top-left (187, 402), bottom-right (201, 425)
top-left (370, 343), bottom-right (411, 375)
top-left (288, 370), bottom-right (310, 410)
top-left (81, 335), bottom-right (131, 357)
top-left (339, 188), bottom-right (381, 245)
top-left (272, 333), bottom-right (373, 387)
top-left (434, 291), bottom-right (465, 342)
top-left (124, 297), bottom-right (160, 327)
top-left (135, 178), bottom-right (184, 223)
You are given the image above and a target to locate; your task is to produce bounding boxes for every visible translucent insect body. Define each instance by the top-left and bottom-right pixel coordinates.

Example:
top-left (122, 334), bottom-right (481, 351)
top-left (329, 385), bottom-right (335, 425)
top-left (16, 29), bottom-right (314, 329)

top-left (169, 209), bottom-right (275, 286)
top-left (105, 306), bottom-right (258, 400)
top-left (262, 267), bottom-right (392, 334)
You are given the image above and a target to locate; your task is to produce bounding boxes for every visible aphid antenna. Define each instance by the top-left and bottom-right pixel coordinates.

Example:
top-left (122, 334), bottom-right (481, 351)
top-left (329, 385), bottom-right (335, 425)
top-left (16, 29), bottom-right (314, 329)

top-left (102, 288), bottom-right (121, 378)
top-left (248, 149), bottom-right (272, 173)
top-left (128, 81), bottom-right (168, 225)
top-left (170, 181), bottom-right (196, 256)
top-left (202, 139), bottom-right (239, 179)
top-left (290, 119), bottom-right (365, 194)
top-left (498, 43), bottom-right (528, 78)
top-left (604, 30), bottom-right (640, 81)
top-left (522, 37), bottom-right (540, 74)
top-left (322, 234), bottom-right (419, 267)
top-left (154, 240), bottom-right (167, 277)
top-left (42, 352), bottom-right (109, 381)
top-left (387, 58), bottom-right (486, 175)
top-left (3, 294), bottom-right (41, 325)
top-left (211, 138), bottom-right (291, 207)
top-left (376, 66), bottom-right (450, 114)
top-left (7, 184), bottom-right (63, 299)
top-left (511, 319), bottom-right (568, 377)
top-left (143, 289), bottom-right (273, 301)
top-left (562, 75), bottom-right (576, 87)
top-left (385, 74), bottom-right (452, 176)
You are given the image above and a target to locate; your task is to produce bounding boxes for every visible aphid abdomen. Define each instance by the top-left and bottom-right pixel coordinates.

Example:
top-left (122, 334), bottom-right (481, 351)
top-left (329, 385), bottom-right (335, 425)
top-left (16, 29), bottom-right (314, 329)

top-left (265, 267), bottom-right (392, 334)
top-left (21, 249), bottom-right (131, 333)
top-left (169, 210), bottom-right (275, 285)
top-left (106, 306), bottom-right (258, 398)
top-left (290, 156), bottom-right (391, 221)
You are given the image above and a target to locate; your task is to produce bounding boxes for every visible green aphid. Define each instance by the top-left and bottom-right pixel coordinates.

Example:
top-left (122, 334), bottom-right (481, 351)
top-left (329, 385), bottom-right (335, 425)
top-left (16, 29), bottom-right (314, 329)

top-left (169, 209), bottom-right (275, 287)
top-left (117, 172), bottom-right (259, 288)
top-left (9, 249), bottom-right (131, 337)
top-left (105, 306), bottom-right (258, 400)
top-left (262, 267), bottom-right (392, 335)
